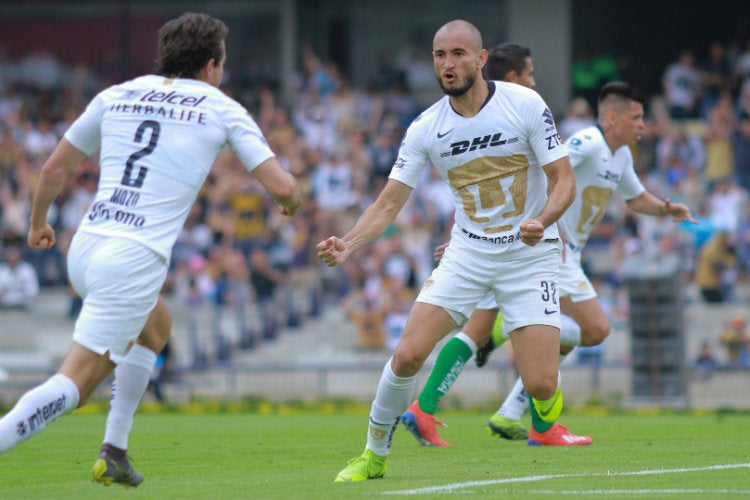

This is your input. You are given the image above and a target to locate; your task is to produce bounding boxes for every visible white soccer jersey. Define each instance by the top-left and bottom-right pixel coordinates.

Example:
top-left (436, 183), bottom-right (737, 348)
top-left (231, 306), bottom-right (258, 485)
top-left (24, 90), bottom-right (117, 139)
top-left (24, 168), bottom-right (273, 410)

top-left (559, 125), bottom-right (646, 251)
top-left (389, 81), bottom-right (567, 257)
top-left (65, 75), bottom-right (275, 259)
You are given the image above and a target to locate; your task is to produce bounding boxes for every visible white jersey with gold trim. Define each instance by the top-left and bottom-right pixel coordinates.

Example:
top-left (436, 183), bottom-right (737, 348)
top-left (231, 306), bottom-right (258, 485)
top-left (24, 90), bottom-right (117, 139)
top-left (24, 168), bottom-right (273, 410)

top-left (389, 81), bottom-right (567, 257)
top-left (65, 75), bottom-right (275, 259)
top-left (559, 125), bottom-right (645, 251)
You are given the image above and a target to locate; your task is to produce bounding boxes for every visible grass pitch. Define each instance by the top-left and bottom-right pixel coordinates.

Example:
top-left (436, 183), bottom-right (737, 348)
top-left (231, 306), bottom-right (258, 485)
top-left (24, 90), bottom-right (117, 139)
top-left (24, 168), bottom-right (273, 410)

top-left (0, 408), bottom-right (748, 499)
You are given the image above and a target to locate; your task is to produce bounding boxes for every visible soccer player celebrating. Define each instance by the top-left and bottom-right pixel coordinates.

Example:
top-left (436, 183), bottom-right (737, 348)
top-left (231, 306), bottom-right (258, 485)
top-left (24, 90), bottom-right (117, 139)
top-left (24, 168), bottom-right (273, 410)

top-left (402, 80), bottom-right (698, 448)
top-left (318, 20), bottom-right (576, 482)
top-left (401, 42), bottom-right (592, 447)
top-left (0, 12), bottom-right (301, 488)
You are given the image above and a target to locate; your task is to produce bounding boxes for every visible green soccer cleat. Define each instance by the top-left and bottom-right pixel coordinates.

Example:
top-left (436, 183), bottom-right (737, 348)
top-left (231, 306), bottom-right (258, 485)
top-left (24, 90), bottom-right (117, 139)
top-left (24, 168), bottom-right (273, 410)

top-left (486, 414), bottom-right (529, 440)
top-left (532, 386), bottom-right (563, 423)
top-left (91, 444), bottom-right (144, 488)
top-left (334, 449), bottom-right (387, 482)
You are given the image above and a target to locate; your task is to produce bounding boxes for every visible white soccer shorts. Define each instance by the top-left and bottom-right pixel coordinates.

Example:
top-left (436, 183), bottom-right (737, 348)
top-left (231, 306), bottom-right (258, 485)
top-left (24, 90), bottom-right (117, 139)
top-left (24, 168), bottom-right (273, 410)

top-left (416, 241), bottom-right (561, 334)
top-left (559, 249), bottom-right (598, 303)
top-left (67, 232), bottom-right (167, 364)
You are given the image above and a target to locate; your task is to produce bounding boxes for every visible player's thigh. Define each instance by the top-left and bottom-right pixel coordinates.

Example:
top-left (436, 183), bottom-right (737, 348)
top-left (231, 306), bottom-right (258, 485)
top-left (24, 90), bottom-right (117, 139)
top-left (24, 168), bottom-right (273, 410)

top-left (392, 302), bottom-right (457, 376)
top-left (561, 295), bottom-right (610, 345)
top-left (415, 248), bottom-right (494, 326)
top-left (462, 304), bottom-right (498, 346)
top-left (69, 234), bottom-right (167, 365)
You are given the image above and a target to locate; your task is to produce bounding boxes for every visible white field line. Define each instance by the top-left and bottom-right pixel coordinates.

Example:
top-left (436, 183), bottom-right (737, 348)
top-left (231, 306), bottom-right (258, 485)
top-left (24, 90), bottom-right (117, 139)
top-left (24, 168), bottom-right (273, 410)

top-left (529, 489), bottom-right (750, 495)
top-left (381, 462), bottom-right (750, 496)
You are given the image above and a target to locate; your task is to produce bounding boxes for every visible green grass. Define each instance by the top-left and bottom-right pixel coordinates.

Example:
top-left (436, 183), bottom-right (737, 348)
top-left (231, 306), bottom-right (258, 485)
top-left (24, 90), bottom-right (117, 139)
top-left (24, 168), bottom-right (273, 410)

top-left (0, 408), bottom-right (748, 499)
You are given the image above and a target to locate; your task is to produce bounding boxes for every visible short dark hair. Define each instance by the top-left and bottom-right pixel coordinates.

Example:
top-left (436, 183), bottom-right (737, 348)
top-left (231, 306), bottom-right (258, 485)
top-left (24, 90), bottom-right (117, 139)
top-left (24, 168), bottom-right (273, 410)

top-left (154, 12), bottom-right (229, 79)
top-left (486, 43), bottom-right (531, 80)
top-left (598, 81), bottom-right (645, 107)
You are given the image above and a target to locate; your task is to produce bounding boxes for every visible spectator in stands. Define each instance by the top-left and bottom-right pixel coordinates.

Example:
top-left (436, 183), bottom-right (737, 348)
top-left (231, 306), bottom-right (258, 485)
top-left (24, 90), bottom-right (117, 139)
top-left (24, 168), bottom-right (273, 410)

top-left (249, 247), bottom-right (285, 341)
top-left (732, 113), bottom-right (750, 193)
top-left (700, 41), bottom-right (733, 119)
top-left (694, 230), bottom-right (737, 303)
top-left (0, 245), bottom-right (39, 309)
top-left (558, 96), bottom-right (596, 140)
top-left (662, 49), bottom-right (702, 121)
top-left (719, 314), bottom-right (750, 368)
top-left (342, 282), bottom-right (386, 350)
top-left (703, 92), bottom-right (736, 186)
top-left (656, 124), bottom-right (706, 186)
top-left (693, 341), bottom-right (719, 379)
top-left (571, 47), bottom-right (600, 109)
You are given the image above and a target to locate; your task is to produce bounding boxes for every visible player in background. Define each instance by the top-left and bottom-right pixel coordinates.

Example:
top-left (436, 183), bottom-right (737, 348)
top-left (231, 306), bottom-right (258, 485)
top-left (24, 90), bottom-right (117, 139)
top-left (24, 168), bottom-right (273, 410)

top-left (401, 42), bottom-right (590, 447)
top-left (0, 12), bottom-right (301, 488)
top-left (319, 20), bottom-right (576, 482)
top-left (481, 81), bottom-right (696, 441)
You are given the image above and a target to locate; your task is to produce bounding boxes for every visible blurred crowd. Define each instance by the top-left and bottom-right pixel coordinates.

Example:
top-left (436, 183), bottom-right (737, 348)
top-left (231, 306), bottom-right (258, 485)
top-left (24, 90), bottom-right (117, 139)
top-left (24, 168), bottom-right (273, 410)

top-left (1, 38), bottom-right (749, 368)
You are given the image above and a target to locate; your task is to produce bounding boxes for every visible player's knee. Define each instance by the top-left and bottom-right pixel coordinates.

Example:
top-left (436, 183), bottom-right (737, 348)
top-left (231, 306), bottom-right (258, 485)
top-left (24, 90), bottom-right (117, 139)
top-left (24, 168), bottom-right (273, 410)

top-left (391, 347), bottom-right (426, 377)
top-left (580, 320), bottom-right (610, 346)
top-left (522, 375), bottom-right (557, 401)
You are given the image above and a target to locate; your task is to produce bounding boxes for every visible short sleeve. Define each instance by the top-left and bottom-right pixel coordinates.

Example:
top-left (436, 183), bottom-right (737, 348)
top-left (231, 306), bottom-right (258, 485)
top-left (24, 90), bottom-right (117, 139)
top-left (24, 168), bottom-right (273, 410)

top-left (388, 118), bottom-right (430, 189)
top-left (224, 101), bottom-right (275, 172)
top-left (521, 92), bottom-right (568, 167)
top-left (64, 94), bottom-right (104, 155)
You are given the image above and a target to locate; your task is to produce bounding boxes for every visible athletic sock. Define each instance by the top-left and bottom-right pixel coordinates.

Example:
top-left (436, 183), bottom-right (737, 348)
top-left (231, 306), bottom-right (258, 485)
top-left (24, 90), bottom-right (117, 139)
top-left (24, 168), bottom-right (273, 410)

top-left (560, 314), bottom-right (582, 347)
top-left (417, 332), bottom-right (476, 414)
top-left (104, 344), bottom-right (157, 450)
top-left (367, 358), bottom-right (417, 456)
top-left (529, 393), bottom-right (554, 433)
top-left (0, 374), bottom-right (79, 453)
top-left (496, 375), bottom-right (529, 420)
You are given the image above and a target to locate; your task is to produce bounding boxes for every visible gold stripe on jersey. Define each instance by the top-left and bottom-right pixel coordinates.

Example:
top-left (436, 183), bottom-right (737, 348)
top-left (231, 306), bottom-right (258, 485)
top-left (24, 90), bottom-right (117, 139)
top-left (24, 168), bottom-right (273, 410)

top-left (447, 154), bottom-right (529, 234)
top-left (577, 185), bottom-right (613, 234)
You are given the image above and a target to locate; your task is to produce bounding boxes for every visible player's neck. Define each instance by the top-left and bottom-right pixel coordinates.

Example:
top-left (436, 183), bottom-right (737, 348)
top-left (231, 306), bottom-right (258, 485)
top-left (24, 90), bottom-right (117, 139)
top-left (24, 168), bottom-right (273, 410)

top-left (604, 132), bottom-right (626, 152)
top-left (598, 122), bottom-right (623, 152)
top-left (449, 80), bottom-right (490, 118)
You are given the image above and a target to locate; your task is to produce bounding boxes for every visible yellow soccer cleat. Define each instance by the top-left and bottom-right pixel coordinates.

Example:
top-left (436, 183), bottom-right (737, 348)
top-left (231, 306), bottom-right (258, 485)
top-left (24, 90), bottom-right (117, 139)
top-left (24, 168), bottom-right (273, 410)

top-left (334, 449), bottom-right (387, 482)
top-left (91, 444), bottom-right (144, 489)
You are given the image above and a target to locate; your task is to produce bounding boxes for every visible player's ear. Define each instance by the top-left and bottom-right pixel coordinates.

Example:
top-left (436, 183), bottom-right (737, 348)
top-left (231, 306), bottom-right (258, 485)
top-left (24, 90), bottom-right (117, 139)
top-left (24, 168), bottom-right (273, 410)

top-left (477, 48), bottom-right (488, 70)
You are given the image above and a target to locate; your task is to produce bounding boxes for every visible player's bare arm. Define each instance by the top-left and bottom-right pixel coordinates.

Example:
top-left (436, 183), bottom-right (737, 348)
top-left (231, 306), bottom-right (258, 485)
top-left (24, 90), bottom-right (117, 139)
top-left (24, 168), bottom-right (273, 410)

top-left (626, 191), bottom-right (698, 224)
top-left (28, 138), bottom-right (88, 250)
top-left (316, 179), bottom-right (412, 267)
top-left (520, 156), bottom-right (576, 246)
top-left (251, 156), bottom-right (302, 217)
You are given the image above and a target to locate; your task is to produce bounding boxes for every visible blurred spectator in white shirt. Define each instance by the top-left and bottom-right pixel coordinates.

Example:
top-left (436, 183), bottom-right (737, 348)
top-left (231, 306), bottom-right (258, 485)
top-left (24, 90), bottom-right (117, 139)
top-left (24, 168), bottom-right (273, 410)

top-left (0, 245), bottom-right (39, 309)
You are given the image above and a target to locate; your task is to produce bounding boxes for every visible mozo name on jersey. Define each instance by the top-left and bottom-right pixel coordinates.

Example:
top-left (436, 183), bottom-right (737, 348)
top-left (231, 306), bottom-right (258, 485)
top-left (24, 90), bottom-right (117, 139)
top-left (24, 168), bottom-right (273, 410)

top-left (443, 132), bottom-right (518, 158)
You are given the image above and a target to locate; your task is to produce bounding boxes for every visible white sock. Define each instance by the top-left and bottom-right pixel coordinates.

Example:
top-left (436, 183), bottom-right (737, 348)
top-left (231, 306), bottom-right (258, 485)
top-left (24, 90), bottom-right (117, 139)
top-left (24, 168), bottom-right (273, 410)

top-left (0, 374), bottom-right (79, 453)
top-left (560, 314), bottom-right (582, 347)
top-left (104, 344), bottom-right (157, 450)
top-left (367, 358), bottom-right (417, 456)
top-left (497, 375), bottom-right (528, 420)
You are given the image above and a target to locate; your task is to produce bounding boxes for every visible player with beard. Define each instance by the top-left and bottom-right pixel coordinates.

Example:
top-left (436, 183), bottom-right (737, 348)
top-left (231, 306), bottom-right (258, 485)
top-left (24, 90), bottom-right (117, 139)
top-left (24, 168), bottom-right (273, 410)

top-left (400, 42), bottom-right (589, 447)
top-left (318, 20), bottom-right (576, 482)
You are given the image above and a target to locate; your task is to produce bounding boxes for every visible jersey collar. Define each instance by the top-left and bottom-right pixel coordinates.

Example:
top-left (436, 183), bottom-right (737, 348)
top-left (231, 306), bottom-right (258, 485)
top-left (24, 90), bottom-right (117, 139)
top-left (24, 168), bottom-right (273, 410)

top-left (448, 80), bottom-right (495, 117)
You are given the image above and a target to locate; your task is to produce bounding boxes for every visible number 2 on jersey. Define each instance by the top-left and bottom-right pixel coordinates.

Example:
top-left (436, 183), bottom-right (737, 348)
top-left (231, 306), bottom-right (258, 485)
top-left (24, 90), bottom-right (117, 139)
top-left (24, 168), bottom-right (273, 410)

top-left (121, 120), bottom-right (161, 188)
